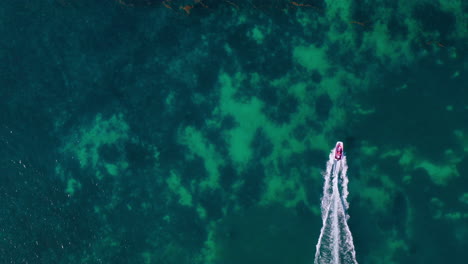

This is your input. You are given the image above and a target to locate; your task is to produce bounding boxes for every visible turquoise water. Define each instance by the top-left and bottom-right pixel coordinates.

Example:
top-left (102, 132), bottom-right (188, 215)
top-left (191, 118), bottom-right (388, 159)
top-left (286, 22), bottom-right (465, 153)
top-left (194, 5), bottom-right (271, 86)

top-left (1, 1), bottom-right (467, 263)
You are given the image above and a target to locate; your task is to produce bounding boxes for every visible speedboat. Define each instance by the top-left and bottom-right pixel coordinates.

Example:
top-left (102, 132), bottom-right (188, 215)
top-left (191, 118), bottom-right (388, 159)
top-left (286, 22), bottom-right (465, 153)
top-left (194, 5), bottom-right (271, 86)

top-left (334, 141), bottom-right (343, 160)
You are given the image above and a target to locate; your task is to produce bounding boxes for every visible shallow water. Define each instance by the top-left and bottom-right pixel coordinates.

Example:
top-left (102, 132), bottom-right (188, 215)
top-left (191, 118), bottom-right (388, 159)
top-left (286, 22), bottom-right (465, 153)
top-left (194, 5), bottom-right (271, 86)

top-left (1, 1), bottom-right (467, 263)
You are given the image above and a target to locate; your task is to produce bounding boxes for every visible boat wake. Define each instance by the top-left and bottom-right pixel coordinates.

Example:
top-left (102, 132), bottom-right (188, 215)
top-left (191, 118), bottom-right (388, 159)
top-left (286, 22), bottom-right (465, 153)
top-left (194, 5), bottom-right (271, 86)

top-left (314, 143), bottom-right (358, 264)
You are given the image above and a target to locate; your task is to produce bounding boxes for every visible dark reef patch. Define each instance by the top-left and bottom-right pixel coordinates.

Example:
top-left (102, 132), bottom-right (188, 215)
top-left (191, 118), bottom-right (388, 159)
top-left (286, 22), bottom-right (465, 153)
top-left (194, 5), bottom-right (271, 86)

top-left (315, 93), bottom-right (332, 121)
top-left (310, 70), bottom-right (322, 83)
top-left (197, 189), bottom-right (224, 220)
top-left (237, 163), bottom-right (265, 208)
top-left (219, 164), bottom-right (238, 191)
top-left (412, 3), bottom-right (455, 38)
top-left (180, 156), bottom-right (208, 182)
top-left (251, 128), bottom-right (274, 160)
top-left (387, 13), bottom-right (409, 40)
top-left (124, 141), bottom-right (155, 169)
top-left (259, 86), bottom-right (298, 124)
top-left (293, 124), bottom-right (308, 141)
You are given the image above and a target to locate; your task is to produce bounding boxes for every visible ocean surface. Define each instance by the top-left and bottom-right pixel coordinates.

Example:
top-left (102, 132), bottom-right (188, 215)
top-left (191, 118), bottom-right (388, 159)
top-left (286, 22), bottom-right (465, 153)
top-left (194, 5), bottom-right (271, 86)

top-left (1, 0), bottom-right (467, 263)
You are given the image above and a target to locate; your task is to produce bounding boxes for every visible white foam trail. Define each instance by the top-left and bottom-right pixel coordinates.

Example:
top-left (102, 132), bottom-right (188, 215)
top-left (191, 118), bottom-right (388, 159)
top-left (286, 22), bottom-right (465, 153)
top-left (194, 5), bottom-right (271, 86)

top-left (340, 156), bottom-right (350, 211)
top-left (314, 147), bottom-right (358, 264)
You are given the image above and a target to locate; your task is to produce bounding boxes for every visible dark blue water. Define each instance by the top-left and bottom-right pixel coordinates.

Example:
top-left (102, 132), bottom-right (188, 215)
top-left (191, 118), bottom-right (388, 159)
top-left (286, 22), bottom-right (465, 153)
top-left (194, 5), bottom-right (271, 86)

top-left (1, 1), bottom-right (467, 263)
